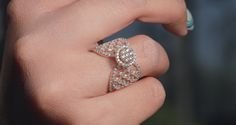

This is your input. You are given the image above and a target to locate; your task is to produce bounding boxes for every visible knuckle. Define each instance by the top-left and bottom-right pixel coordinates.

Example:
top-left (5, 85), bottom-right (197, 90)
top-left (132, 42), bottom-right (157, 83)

top-left (136, 35), bottom-right (158, 58)
top-left (155, 42), bottom-right (170, 74)
top-left (136, 35), bottom-right (169, 74)
top-left (7, 0), bottom-right (43, 21)
top-left (7, 1), bottom-right (18, 17)
top-left (7, 0), bottom-right (25, 19)
top-left (14, 35), bottom-right (44, 65)
top-left (145, 77), bottom-right (166, 106)
top-left (14, 36), bottom-right (35, 63)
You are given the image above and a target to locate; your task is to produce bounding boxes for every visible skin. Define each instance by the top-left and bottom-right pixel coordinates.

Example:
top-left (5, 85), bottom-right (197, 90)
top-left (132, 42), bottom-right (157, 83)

top-left (1, 0), bottom-right (188, 124)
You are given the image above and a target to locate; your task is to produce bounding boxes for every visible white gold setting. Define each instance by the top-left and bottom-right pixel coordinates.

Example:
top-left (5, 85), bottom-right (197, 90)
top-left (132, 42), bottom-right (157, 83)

top-left (93, 38), bottom-right (142, 92)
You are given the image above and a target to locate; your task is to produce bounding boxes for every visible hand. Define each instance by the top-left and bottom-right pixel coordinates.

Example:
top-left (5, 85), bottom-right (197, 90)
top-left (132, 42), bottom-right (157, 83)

top-left (5, 0), bottom-right (187, 124)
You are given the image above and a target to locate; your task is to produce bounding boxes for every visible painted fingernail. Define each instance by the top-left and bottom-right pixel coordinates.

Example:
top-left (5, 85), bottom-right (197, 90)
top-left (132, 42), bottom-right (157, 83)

top-left (186, 9), bottom-right (194, 31)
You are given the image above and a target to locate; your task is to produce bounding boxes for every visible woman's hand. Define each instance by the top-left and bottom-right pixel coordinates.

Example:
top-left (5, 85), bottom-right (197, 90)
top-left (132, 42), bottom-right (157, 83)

top-left (4, 0), bottom-right (188, 124)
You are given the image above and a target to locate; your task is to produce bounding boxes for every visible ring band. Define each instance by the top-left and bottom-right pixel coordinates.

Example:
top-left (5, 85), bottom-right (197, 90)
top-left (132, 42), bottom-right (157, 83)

top-left (94, 38), bottom-right (142, 92)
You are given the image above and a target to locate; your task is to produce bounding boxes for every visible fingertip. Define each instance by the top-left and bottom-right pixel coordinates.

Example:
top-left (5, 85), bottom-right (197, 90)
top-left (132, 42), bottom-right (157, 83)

top-left (178, 28), bottom-right (188, 36)
top-left (163, 8), bottom-right (196, 36)
top-left (163, 23), bottom-right (188, 36)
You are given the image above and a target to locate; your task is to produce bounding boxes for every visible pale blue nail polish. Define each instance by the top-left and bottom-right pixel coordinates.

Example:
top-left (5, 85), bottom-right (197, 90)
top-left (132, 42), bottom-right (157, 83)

top-left (187, 9), bottom-right (194, 31)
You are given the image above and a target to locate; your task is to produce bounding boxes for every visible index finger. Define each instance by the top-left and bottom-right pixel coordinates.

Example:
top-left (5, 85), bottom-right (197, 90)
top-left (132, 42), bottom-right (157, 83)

top-left (54, 0), bottom-right (188, 46)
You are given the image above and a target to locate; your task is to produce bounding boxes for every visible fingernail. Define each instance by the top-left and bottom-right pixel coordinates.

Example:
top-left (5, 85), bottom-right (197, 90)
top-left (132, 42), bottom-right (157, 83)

top-left (186, 9), bottom-right (194, 31)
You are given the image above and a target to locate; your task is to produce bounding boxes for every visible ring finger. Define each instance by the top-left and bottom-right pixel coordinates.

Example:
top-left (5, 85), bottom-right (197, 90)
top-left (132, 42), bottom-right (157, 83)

top-left (93, 35), bottom-right (169, 92)
top-left (129, 35), bottom-right (169, 77)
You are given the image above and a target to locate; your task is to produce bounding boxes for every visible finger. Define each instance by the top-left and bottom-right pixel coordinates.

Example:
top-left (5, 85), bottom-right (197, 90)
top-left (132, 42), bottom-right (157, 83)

top-left (89, 77), bottom-right (166, 125)
top-left (55, 0), bottom-right (187, 45)
top-left (84, 35), bottom-right (169, 95)
top-left (7, 0), bottom-right (76, 16)
top-left (160, 0), bottom-right (188, 36)
top-left (128, 35), bottom-right (169, 76)
top-left (138, 0), bottom-right (188, 36)
top-left (7, 0), bottom-right (76, 27)
top-left (162, 5), bottom-right (188, 36)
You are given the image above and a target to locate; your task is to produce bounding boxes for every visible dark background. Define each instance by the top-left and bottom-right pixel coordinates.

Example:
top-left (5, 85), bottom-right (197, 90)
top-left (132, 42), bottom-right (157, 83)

top-left (1, 0), bottom-right (236, 125)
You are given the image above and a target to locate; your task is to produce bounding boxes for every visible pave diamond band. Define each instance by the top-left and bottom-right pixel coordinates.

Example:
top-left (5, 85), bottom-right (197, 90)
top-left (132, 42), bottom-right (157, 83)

top-left (94, 38), bottom-right (142, 92)
top-left (109, 64), bottom-right (142, 92)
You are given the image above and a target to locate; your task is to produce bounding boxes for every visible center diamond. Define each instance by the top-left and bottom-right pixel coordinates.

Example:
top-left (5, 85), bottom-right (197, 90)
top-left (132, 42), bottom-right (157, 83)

top-left (115, 45), bottom-right (136, 67)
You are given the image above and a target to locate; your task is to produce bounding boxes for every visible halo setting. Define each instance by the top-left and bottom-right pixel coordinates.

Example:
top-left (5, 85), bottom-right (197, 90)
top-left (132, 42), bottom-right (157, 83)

top-left (93, 38), bottom-right (142, 92)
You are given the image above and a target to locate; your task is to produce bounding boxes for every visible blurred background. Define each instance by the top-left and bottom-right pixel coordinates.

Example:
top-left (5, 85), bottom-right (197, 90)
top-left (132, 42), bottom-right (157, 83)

top-left (0, 0), bottom-right (236, 125)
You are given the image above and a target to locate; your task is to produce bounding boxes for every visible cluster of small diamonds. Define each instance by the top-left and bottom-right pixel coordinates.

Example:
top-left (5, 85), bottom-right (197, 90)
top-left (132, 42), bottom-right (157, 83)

top-left (94, 38), bottom-right (142, 92)
top-left (116, 46), bottom-right (136, 67)
top-left (109, 64), bottom-right (142, 92)
top-left (94, 38), bottom-right (128, 57)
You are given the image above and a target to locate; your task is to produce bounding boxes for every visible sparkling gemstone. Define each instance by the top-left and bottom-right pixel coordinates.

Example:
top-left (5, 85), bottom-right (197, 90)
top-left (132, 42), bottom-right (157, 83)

top-left (116, 46), bottom-right (136, 67)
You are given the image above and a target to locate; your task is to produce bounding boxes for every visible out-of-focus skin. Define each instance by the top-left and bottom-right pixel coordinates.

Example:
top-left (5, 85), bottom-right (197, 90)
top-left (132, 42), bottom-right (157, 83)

top-left (1, 0), bottom-right (188, 124)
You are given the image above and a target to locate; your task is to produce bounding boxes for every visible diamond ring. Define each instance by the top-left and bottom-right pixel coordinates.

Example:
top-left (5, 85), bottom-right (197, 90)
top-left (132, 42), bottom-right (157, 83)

top-left (94, 38), bottom-right (142, 92)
